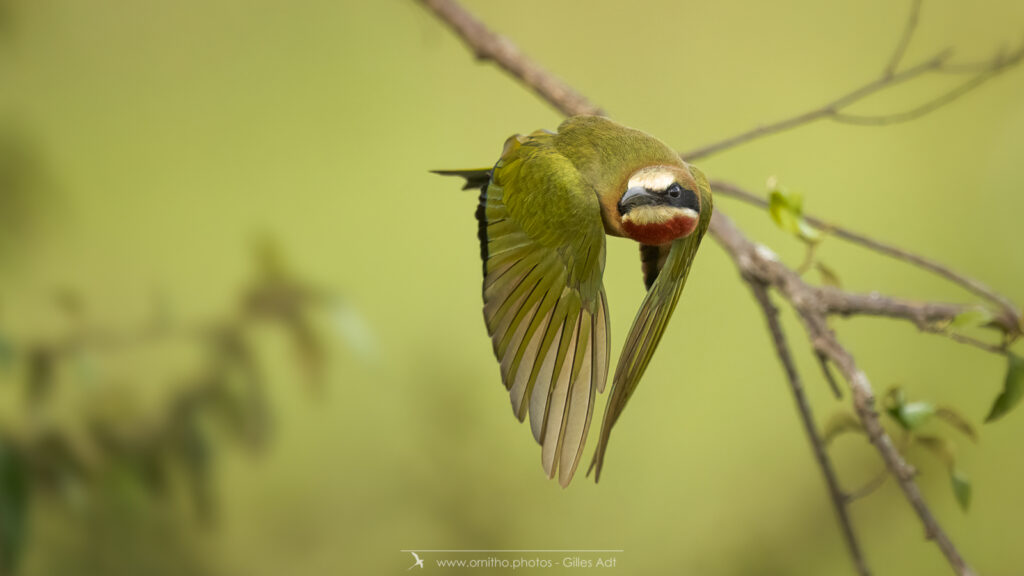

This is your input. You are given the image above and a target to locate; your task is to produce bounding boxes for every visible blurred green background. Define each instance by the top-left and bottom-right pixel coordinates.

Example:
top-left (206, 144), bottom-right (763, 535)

top-left (1, 0), bottom-right (1023, 574)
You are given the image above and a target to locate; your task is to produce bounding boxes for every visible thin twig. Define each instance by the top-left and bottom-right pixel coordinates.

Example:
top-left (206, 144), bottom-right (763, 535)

top-left (747, 281), bottom-right (870, 576)
top-left (711, 179), bottom-right (1023, 328)
top-left (817, 351), bottom-right (843, 399)
top-left (834, 58), bottom-right (1021, 125)
top-left (887, 0), bottom-right (923, 76)
top-left (930, 329), bottom-right (1009, 356)
top-left (711, 211), bottom-right (975, 576)
top-left (417, 0), bottom-right (602, 117)
top-left (819, 287), bottom-right (1017, 335)
top-left (679, 52), bottom-right (948, 160)
top-left (681, 38), bottom-right (1024, 161)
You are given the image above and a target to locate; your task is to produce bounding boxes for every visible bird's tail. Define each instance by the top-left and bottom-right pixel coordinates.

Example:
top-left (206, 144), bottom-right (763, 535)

top-left (431, 168), bottom-right (492, 190)
top-left (434, 168), bottom-right (493, 274)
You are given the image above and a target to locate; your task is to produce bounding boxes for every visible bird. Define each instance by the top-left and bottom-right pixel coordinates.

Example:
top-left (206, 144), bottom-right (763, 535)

top-left (435, 115), bottom-right (712, 486)
top-left (408, 551), bottom-right (424, 570)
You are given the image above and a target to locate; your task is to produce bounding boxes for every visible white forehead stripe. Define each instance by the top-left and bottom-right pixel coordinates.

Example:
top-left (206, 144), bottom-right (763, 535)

top-left (627, 170), bottom-right (676, 191)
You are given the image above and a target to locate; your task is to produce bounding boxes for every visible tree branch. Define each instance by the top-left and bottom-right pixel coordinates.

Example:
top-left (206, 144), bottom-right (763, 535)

top-left (418, 0), bottom-right (603, 117)
top-left (680, 19), bottom-right (1024, 161)
top-left (817, 350), bottom-right (843, 398)
top-left (415, 1), bottom-right (1019, 574)
top-left (833, 55), bottom-right (1024, 126)
top-left (711, 179), bottom-right (1023, 328)
top-left (710, 211), bottom-right (974, 576)
top-left (747, 280), bottom-right (870, 576)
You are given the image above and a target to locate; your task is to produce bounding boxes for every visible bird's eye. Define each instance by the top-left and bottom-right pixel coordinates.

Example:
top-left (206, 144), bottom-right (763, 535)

top-left (667, 183), bottom-right (682, 199)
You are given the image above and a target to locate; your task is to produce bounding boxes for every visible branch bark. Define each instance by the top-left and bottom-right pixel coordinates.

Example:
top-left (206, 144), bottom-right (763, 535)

top-left (418, 0), bottom-right (603, 117)
top-left (711, 210), bottom-right (976, 576)
top-left (747, 280), bottom-right (870, 576)
top-left (711, 179), bottom-right (1023, 330)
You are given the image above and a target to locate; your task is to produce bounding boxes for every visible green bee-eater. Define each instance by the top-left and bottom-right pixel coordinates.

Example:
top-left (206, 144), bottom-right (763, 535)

top-left (436, 116), bottom-right (712, 486)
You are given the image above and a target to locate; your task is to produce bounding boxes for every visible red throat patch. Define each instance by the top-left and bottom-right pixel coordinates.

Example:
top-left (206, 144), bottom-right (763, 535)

top-left (621, 214), bottom-right (699, 246)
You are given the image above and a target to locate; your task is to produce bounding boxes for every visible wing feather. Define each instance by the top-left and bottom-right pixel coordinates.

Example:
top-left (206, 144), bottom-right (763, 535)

top-left (594, 291), bottom-right (610, 394)
top-left (509, 302), bottom-right (552, 417)
top-left (479, 132), bottom-right (610, 487)
top-left (438, 143), bottom-right (711, 487)
top-left (558, 315), bottom-right (595, 485)
top-left (508, 285), bottom-right (562, 410)
top-left (528, 305), bottom-right (563, 441)
top-left (588, 166), bottom-right (714, 482)
top-left (541, 314), bottom-right (579, 475)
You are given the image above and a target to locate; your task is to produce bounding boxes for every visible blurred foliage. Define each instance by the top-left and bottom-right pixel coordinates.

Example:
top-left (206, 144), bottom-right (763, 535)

top-left (766, 175), bottom-right (1023, 432)
top-left (0, 124), bottom-right (52, 258)
top-left (0, 442), bottom-right (28, 575)
top-left (826, 386), bottom-right (979, 511)
top-left (0, 245), bottom-right (334, 573)
top-left (766, 176), bottom-right (821, 244)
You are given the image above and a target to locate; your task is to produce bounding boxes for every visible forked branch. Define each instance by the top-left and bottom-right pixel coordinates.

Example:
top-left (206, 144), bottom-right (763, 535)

top-left (417, 1), bottom-right (1022, 574)
top-left (680, 0), bottom-right (1024, 161)
top-left (747, 280), bottom-right (870, 576)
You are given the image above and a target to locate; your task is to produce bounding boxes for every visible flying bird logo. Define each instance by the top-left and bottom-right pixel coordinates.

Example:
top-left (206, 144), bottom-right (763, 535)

top-left (408, 551), bottom-right (424, 570)
top-left (436, 115), bottom-right (712, 486)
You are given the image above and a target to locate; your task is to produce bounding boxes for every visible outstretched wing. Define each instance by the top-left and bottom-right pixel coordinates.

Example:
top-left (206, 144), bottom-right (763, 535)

top-left (589, 164), bottom-right (713, 481)
top-left (480, 131), bottom-right (610, 487)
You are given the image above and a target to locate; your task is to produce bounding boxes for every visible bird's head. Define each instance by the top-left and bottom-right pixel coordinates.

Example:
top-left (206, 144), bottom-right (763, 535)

top-left (617, 165), bottom-right (703, 245)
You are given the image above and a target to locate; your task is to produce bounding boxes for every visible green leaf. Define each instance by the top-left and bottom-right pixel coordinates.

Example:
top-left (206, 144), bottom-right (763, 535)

top-left (935, 407), bottom-right (978, 443)
top-left (767, 179), bottom-right (821, 244)
top-left (769, 189), bottom-right (802, 235)
top-left (883, 387), bottom-right (906, 422)
top-left (822, 412), bottom-right (864, 445)
top-left (898, 401), bottom-right (936, 430)
top-left (950, 306), bottom-right (995, 329)
top-left (951, 469), bottom-right (971, 511)
top-left (796, 218), bottom-right (822, 243)
top-left (0, 442), bottom-right (29, 575)
top-left (883, 387), bottom-right (935, 430)
top-left (985, 353), bottom-right (1024, 423)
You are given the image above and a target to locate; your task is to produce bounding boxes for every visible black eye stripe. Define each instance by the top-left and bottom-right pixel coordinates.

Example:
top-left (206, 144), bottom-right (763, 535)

top-left (678, 188), bottom-right (700, 212)
top-left (619, 182), bottom-right (700, 215)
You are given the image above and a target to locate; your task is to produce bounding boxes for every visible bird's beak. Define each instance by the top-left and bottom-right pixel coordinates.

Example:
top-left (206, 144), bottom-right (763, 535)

top-left (619, 186), bottom-right (658, 215)
top-left (620, 186), bottom-right (652, 206)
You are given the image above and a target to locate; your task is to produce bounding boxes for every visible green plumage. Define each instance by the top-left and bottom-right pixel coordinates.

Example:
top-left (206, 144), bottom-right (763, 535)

top-left (552, 116), bottom-right (686, 195)
top-left (437, 116), bottom-right (713, 486)
top-left (479, 128), bottom-right (609, 486)
top-left (590, 164), bottom-right (712, 480)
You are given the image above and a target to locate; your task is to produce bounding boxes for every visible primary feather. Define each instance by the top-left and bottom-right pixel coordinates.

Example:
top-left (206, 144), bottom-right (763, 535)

top-left (480, 130), bottom-right (610, 487)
